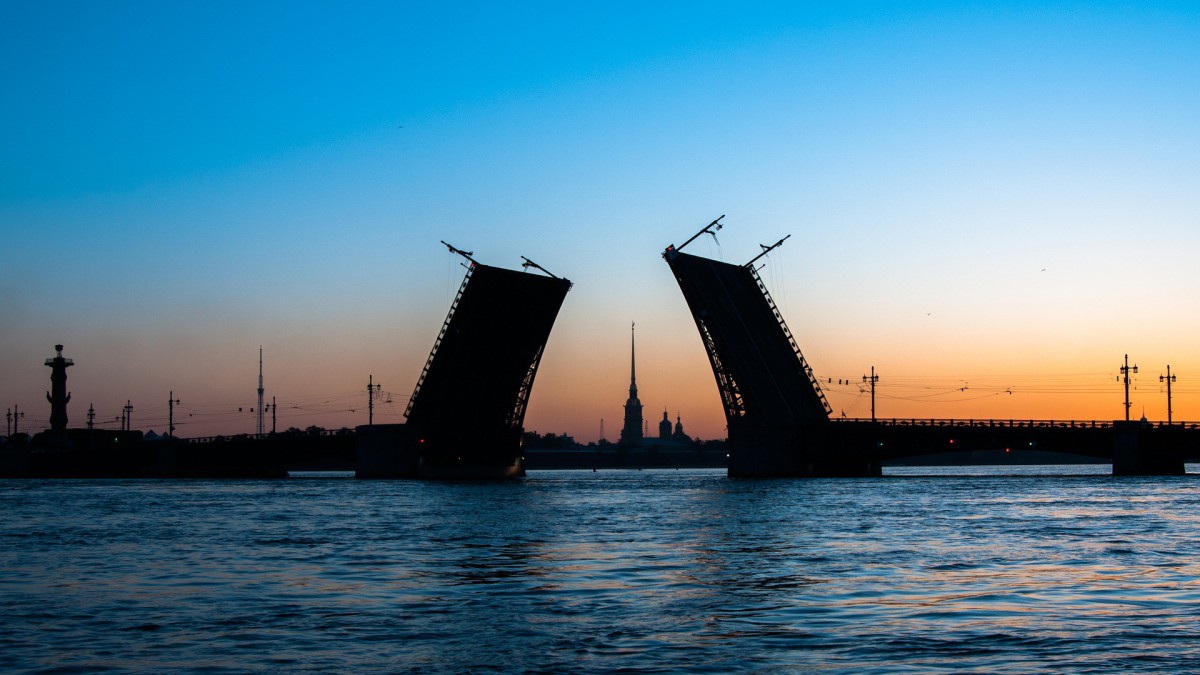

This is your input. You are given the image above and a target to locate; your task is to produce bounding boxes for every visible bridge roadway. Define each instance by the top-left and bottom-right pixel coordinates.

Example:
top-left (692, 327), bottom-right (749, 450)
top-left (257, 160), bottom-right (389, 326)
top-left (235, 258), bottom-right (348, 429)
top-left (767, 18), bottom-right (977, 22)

top-left (824, 417), bottom-right (1200, 475)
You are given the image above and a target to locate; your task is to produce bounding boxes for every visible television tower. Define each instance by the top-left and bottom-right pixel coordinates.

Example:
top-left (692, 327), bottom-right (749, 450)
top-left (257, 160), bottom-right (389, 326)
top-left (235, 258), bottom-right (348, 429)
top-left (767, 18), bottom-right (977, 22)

top-left (257, 347), bottom-right (265, 437)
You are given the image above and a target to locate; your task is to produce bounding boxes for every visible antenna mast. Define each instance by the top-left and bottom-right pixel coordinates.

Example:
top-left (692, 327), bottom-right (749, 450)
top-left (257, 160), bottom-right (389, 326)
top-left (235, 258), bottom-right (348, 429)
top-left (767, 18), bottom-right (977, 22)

top-left (257, 347), bottom-right (265, 437)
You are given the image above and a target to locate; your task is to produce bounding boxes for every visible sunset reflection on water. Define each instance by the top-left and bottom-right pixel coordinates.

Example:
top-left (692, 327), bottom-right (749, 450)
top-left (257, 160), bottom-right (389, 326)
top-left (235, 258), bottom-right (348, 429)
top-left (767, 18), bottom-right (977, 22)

top-left (4, 469), bottom-right (1200, 672)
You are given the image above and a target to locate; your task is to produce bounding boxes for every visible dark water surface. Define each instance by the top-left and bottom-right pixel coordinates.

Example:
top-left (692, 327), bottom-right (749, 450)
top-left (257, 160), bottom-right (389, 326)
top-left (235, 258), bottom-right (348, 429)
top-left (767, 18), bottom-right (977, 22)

top-left (5, 467), bottom-right (1200, 673)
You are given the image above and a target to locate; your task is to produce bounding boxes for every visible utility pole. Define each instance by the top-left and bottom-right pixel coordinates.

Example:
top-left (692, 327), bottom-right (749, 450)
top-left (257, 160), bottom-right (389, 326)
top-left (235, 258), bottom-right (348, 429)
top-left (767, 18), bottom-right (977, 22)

top-left (168, 391), bottom-right (180, 437)
top-left (367, 375), bottom-right (381, 426)
top-left (1160, 366), bottom-right (1177, 424)
top-left (124, 400), bottom-right (133, 431)
top-left (87, 404), bottom-right (95, 430)
top-left (6, 408), bottom-right (10, 435)
top-left (10, 406), bottom-right (23, 435)
top-left (256, 347), bottom-right (265, 437)
top-left (271, 396), bottom-right (277, 434)
top-left (863, 366), bottom-right (879, 422)
top-left (1120, 354), bottom-right (1138, 422)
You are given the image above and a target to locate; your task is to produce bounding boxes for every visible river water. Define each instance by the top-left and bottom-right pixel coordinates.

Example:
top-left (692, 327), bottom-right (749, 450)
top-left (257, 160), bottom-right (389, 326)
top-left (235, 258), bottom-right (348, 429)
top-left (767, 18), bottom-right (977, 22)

top-left (5, 467), bottom-right (1200, 673)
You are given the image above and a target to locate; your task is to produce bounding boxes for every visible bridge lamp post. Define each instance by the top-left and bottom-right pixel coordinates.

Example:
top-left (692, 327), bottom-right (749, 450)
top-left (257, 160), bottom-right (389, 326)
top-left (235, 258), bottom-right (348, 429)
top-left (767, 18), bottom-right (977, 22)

top-left (1160, 366), bottom-right (1177, 425)
top-left (367, 375), bottom-right (382, 426)
top-left (1120, 354), bottom-right (1138, 422)
top-left (168, 392), bottom-right (181, 438)
top-left (863, 367), bottom-right (879, 422)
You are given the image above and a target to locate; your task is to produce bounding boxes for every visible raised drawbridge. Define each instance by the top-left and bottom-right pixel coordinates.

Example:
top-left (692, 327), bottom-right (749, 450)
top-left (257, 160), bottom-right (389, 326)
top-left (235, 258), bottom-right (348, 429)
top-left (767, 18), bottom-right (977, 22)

top-left (358, 243), bottom-right (571, 478)
top-left (664, 218), bottom-right (879, 476)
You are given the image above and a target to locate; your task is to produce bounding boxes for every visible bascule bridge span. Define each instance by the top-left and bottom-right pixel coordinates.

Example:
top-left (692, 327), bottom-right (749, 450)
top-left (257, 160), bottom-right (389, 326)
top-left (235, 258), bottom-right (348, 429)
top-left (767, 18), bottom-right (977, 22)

top-left (663, 218), bottom-right (1192, 477)
top-left (357, 244), bottom-right (571, 479)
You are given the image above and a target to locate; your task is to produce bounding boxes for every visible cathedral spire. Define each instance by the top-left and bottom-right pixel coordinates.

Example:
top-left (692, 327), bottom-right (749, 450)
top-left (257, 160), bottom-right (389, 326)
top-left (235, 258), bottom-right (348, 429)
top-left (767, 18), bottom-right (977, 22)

top-left (620, 321), bottom-right (643, 447)
top-left (629, 322), bottom-right (637, 396)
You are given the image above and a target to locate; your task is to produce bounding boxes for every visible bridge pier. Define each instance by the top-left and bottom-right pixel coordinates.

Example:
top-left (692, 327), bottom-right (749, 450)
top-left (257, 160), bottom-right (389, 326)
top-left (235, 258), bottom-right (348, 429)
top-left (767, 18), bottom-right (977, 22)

top-left (728, 448), bottom-right (881, 477)
top-left (355, 424), bottom-right (419, 478)
top-left (727, 423), bottom-right (882, 478)
top-left (1111, 421), bottom-right (1185, 476)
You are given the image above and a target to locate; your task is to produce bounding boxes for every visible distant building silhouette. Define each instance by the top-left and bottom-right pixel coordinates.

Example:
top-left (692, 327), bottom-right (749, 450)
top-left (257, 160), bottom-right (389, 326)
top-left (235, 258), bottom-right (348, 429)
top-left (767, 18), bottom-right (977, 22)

top-left (45, 344), bottom-right (73, 433)
top-left (673, 413), bottom-right (690, 443)
top-left (620, 323), bottom-right (643, 447)
top-left (618, 327), bottom-right (694, 449)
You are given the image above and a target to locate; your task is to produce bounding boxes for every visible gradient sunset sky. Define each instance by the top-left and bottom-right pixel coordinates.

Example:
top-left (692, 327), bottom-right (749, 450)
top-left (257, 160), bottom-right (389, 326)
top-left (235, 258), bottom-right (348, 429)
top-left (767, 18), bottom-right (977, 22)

top-left (3, 1), bottom-right (1199, 441)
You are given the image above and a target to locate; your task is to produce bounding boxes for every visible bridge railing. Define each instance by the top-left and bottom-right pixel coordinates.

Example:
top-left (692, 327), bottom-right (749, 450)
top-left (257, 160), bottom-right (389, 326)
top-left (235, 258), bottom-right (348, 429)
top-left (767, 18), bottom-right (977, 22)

top-left (182, 429), bottom-right (349, 443)
top-left (747, 265), bottom-right (833, 416)
top-left (406, 262), bottom-right (474, 419)
top-left (829, 418), bottom-right (1200, 431)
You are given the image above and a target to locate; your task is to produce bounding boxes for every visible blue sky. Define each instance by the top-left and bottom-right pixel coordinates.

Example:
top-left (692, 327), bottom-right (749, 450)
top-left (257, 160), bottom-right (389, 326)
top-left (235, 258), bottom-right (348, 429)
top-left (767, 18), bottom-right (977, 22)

top-left (3, 2), bottom-right (1199, 439)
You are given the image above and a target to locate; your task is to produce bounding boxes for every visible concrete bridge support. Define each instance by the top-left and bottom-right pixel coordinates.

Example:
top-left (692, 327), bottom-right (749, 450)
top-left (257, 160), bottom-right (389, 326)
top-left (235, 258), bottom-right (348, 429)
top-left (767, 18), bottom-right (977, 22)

top-left (355, 424), bottom-right (419, 478)
top-left (726, 422), bottom-right (882, 477)
top-left (1111, 421), bottom-right (1185, 476)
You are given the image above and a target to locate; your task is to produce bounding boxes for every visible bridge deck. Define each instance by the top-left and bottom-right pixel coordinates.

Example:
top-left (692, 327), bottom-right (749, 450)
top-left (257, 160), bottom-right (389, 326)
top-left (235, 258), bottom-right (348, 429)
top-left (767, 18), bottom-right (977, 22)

top-left (825, 418), bottom-right (1200, 469)
top-left (832, 418), bottom-right (1200, 431)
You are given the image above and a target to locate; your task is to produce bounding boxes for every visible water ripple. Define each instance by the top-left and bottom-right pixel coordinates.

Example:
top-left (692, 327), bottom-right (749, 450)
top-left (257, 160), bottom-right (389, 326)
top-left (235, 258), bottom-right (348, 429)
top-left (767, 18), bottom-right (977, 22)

top-left (5, 470), bottom-right (1200, 672)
